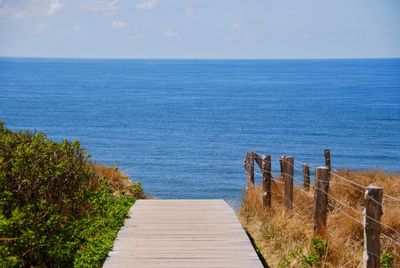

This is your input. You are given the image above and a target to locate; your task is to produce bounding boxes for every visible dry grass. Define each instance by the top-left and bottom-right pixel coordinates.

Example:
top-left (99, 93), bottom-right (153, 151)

top-left (238, 170), bottom-right (400, 267)
top-left (92, 164), bottom-right (147, 199)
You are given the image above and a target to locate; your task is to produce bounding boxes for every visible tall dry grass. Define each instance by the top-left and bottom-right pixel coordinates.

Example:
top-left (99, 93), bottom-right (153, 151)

top-left (92, 164), bottom-right (147, 199)
top-left (238, 170), bottom-right (400, 267)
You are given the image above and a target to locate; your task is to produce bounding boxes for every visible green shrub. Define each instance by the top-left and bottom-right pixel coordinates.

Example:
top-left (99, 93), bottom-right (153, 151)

top-left (301, 238), bottom-right (328, 267)
top-left (0, 122), bottom-right (140, 267)
top-left (73, 180), bottom-right (135, 267)
top-left (381, 252), bottom-right (394, 268)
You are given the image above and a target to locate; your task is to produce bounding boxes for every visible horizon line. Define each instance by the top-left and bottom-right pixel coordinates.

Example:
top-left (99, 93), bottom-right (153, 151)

top-left (1, 56), bottom-right (400, 61)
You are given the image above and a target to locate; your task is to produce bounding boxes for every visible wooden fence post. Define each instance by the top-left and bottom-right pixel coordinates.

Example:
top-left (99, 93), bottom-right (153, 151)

top-left (284, 156), bottom-right (294, 212)
top-left (364, 186), bottom-right (383, 268)
top-left (244, 152), bottom-right (255, 190)
top-left (262, 155), bottom-right (272, 208)
top-left (279, 155), bottom-right (285, 180)
top-left (314, 166), bottom-right (330, 237)
top-left (324, 148), bottom-right (331, 172)
top-left (303, 164), bottom-right (310, 191)
top-left (254, 153), bottom-right (262, 171)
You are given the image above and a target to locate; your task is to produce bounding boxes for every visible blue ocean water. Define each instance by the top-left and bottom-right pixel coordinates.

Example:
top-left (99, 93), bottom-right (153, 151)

top-left (1, 58), bottom-right (399, 205)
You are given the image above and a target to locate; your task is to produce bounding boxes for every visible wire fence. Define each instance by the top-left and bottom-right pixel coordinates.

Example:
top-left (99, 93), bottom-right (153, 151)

top-left (244, 149), bottom-right (400, 266)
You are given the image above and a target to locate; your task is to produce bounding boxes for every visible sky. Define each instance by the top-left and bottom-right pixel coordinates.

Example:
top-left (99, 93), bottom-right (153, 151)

top-left (0, 0), bottom-right (399, 59)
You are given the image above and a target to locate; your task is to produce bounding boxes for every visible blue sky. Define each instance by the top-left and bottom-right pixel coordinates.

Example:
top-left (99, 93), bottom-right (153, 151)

top-left (0, 0), bottom-right (399, 59)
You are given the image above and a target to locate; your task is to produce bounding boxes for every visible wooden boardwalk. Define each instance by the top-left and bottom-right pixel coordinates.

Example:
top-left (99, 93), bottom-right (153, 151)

top-left (103, 199), bottom-right (264, 268)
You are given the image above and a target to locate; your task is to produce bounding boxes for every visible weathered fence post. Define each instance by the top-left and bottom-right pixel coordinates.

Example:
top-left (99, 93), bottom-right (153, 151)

top-left (313, 166), bottom-right (330, 237)
top-left (262, 155), bottom-right (272, 208)
top-left (303, 163), bottom-right (310, 191)
top-left (284, 156), bottom-right (294, 212)
top-left (324, 148), bottom-right (331, 172)
top-left (364, 186), bottom-right (383, 268)
top-left (244, 152), bottom-right (255, 190)
top-left (279, 155), bottom-right (285, 180)
top-left (254, 153), bottom-right (262, 170)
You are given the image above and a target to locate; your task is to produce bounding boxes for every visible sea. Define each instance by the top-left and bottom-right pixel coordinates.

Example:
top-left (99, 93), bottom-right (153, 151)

top-left (1, 58), bottom-right (399, 206)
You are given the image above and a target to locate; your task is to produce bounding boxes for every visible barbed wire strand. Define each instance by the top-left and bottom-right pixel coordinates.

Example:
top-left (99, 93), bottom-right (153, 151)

top-left (251, 153), bottom-right (398, 202)
top-left (272, 180), bottom-right (400, 251)
top-left (273, 174), bottom-right (365, 227)
top-left (271, 191), bottom-right (308, 220)
top-left (249, 153), bottom-right (400, 206)
top-left (247, 155), bottom-right (400, 251)
top-left (329, 165), bottom-right (399, 203)
top-left (381, 233), bottom-right (400, 246)
top-left (276, 169), bottom-right (400, 238)
top-left (250, 170), bottom-right (400, 247)
top-left (294, 160), bottom-right (399, 202)
top-left (313, 179), bottom-right (400, 237)
top-left (255, 165), bottom-right (395, 211)
top-left (284, 160), bottom-right (395, 208)
top-left (294, 159), bottom-right (318, 169)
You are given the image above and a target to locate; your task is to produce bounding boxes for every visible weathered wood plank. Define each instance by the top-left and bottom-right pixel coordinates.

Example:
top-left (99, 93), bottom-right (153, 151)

top-left (103, 200), bottom-right (263, 268)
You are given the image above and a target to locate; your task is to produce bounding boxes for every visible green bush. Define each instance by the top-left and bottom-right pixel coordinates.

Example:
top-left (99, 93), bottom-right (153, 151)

top-left (381, 252), bottom-right (394, 268)
top-left (0, 122), bottom-right (140, 267)
top-left (301, 238), bottom-right (328, 267)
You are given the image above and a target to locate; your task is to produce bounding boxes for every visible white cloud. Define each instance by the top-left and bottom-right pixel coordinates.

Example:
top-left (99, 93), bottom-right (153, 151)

top-left (57, 25), bottom-right (86, 40)
top-left (112, 20), bottom-right (127, 29)
top-left (80, 0), bottom-right (118, 15)
top-left (183, 1), bottom-right (195, 15)
top-left (231, 22), bottom-right (241, 30)
top-left (136, 0), bottom-right (158, 11)
top-left (162, 30), bottom-right (178, 37)
top-left (47, 0), bottom-right (64, 16)
top-left (35, 21), bottom-right (51, 34)
top-left (301, 34), bottom-right (310, 40)
top-left (0, 0), bottom-right (65, 18)
top-left (0, 1), bottom-right (9, 17)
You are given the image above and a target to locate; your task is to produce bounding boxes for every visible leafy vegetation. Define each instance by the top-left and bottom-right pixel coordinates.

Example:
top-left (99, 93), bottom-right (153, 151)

top-left (0, 122), bottom-right (143, 267)
top-left (301, 238), bottom-right (328, 267)
top-left (381, 252), bottom-right (394, 268)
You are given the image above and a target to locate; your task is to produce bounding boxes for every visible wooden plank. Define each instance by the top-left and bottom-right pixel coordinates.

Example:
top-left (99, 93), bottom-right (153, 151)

top-left (104, 259), bottom-right (263, 268)
top-left (103, 200), bottom-right (263, 268)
